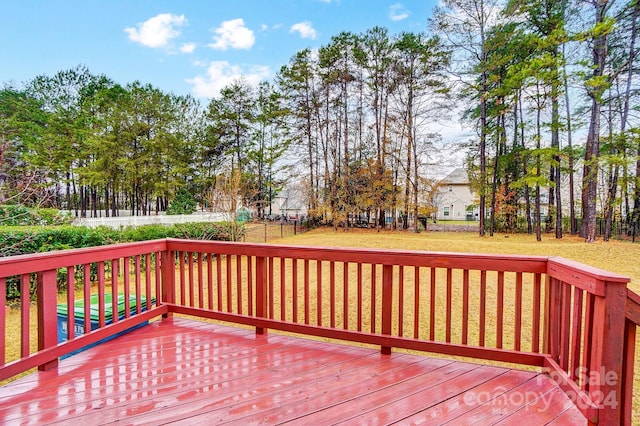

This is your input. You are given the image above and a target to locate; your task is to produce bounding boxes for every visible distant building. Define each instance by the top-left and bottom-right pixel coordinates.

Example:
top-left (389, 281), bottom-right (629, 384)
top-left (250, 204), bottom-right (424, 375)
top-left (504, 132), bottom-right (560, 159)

top-left (435, 168), bottom-right (478, 221)
top-left (435, 168), bottom-right (550, 222)
top-left (269, 187), bottom-right (307, 220)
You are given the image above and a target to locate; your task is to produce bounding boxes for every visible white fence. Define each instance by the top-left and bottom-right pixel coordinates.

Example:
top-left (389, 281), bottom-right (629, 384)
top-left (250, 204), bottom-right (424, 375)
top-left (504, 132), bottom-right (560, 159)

top-left (72, 212), bottom-right (232, 228)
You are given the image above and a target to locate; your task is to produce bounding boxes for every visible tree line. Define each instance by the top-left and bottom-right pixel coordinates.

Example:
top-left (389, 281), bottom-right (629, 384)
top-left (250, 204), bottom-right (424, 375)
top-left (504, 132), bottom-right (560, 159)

top-left (1, 0), bottom-right (639, 242)
top-left (433, 0), bottom-right (639, 242)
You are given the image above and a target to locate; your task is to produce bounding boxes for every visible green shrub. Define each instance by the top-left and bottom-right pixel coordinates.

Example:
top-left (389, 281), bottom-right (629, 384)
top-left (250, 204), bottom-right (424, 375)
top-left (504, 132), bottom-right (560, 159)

top-left (0, 221), bottom-right (245, 300)
top-left (119, 224), bottom-right (176, 242)
top-left (0, 205), bottom-right (73, 226)
top-left (166, 189), bottom-right (197, 215)
top-left (174, 222), bottom-right (244, 241)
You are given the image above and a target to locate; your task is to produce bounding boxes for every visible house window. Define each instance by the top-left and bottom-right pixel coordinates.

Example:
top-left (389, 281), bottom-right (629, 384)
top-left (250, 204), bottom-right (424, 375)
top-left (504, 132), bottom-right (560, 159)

top-left (443, 206), bottom-right (450, 216)
top-left (448, 185), bottom-right (452, 192)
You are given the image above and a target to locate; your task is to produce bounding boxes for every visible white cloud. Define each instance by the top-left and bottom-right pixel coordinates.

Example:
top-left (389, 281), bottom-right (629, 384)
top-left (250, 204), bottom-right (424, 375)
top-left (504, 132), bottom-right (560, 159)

top-left (209, 19), bottom-right (255, 50)
top-left (186, 61), bottom-right (271, 98)
top-left (180, 43), bottom-right (196, 53)
top-left (125, 13), bottom-right (187, 48)
top-left (389, 3), bottom-right (410, 21)
top-left (290, 21), bottom-right (317, 40)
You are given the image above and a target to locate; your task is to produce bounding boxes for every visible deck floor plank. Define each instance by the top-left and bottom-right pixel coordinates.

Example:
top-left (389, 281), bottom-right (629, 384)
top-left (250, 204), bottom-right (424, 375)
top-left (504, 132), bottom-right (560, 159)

top-left (313, 365), bottom-right (508, 426)
top-left (0, 317), bottom-right (587, 425)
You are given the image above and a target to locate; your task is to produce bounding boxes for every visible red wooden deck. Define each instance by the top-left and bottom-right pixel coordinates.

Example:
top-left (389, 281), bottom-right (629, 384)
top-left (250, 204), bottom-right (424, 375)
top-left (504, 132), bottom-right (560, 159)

top-left (0, 317), bottom-right (586, 425)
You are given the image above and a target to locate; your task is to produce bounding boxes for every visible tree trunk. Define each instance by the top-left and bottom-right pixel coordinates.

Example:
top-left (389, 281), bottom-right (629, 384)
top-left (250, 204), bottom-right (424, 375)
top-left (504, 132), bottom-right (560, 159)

top-left (563, 42), bottom-right (577, 234)
top-left (581, 102), bottom-right (601, 242)
top-left (412, 127), bottom-right (419, 232)
top-left (479, 68), bottom-right (487, 237)
top-left (580, 0), bottom-right (608, 243)
top-left (551, 52), bottom-right (562, 239)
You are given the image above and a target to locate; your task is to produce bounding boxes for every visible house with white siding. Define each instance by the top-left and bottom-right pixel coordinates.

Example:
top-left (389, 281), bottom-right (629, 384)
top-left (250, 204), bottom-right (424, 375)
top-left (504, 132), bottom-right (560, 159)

top-left (435, 168), bottom-right (551, 222)
top-left (435, 168), bottom-right (478, 221)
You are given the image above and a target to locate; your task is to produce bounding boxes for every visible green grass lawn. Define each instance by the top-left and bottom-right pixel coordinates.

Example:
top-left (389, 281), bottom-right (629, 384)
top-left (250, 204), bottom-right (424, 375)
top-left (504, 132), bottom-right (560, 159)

top-left (271, 228), bottom-right (640, 293)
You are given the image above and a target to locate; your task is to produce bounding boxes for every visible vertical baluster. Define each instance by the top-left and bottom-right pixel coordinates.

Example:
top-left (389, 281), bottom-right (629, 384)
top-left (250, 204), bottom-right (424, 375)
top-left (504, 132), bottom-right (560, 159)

top-left (317, 260), bottom-right (323, 326)
top-left (570, 287), bottom-right (584, 380)
top-left (532, 273), bottom-right (541, 353)
top-left (463, 269), bottom-right (470, 345)
top-left (515, 272), bottom-right (523, 351)
top-left (98, 261), bottom-right (106, 328)
top-left (145, 255), bottom-right (152, 310)
top-left (304, 259), bottom-right (310, 325)
top-left (135, 255), bottom-right (142, 314)
top-left (207, 253), bottom-right (213, 310)
top-left (268, 257), bottom-right (274, 319)
top-left (198, 253), bottom-right (204, 309)
top-left (188, 252), bottom-right (194, 307)
top-left (413, 266), bottom-right (420, 339)
top-left (581, 292), bottom-right (594, 391)
top-left (381, 264), bottom-right (393, 355)
top-left (280, 258), bottom-right (286, 321)
top-left (429, 268), bottom-right (436, 341)
top-left (247, 256), bottom-right (253, 316)
top-left (446, 268), bottom-right (452, 343)
top-left (370, 264), bottom-right (376, 333)
top-left (398, 266), bottom-right (404, 337)
top-left (67, 266), bottom-right (75, 340)
top-left (20, 274), bottom-right (30, 358)
top-left (154, 253), bottom-right (161, 308)
top-left (83, 264), bottom-right (91, 332)
top-left (123, 259), bottom-right (130, 319)
top-left (179, 252), bottom-right (186, 306)
top-left (237, 255), bottom-right (243, 315)
top-left (216, 254), bottom-right (222, 311)
top-left (546, 277), bottom-right (562, 361)
top-left (496, 271), bottom-right (504, 348)
top-left (479, 270), bottom-right (486, 347)
top-left (343, 262), bottom-right (349, 330)
top-left (330, 261), bottom-right (335, 328)
top-left (292, 258), bottom-right (298, 323)
top-left (560, 282), bottom-right (572, 372)
top-left (227, 255), bottom-right (233, 313)
top-left (357, 263), bottom-right (363, 332)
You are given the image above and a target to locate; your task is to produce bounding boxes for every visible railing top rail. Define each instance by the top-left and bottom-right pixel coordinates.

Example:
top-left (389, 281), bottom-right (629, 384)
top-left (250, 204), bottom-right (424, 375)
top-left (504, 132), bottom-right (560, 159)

top-left (166, 238), bottom-right (549, 272)
top-left (0, 239), bottom-right (167, 277)
top-left (0, 237), bottom-right (632, 293)
top-left (547, 256), bottom-right (630, 296)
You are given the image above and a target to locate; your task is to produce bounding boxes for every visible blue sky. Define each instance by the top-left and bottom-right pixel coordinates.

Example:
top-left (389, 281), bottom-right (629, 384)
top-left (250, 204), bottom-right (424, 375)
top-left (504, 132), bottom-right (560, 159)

top-left (1, 0), bottom-right (439, 99)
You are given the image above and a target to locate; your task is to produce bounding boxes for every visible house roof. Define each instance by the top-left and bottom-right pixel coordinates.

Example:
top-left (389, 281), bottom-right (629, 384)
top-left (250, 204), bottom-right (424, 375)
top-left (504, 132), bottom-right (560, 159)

top-left (441, 168), bottom-right (469, 185)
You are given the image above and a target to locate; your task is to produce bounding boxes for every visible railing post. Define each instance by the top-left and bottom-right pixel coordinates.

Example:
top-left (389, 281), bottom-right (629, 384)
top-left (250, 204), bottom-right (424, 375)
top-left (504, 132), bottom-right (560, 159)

top-left (37, 269), bottom-right (58, 371)
top-left (590, 280), bottom-right (627, 425)
top-left (543, 276), bottom-right (562, 357)
top-left (255, 256), bottom-right (267, 335)
top-left (622, 319), bottom-right (636, 426)
top-left (161, 249), bottom-right (175, 318)
top-left (381, 264), bottom-right (393, 355)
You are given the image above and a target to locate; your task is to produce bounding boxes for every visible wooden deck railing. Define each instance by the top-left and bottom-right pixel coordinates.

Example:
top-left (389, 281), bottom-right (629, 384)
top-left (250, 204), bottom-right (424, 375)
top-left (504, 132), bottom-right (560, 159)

top-left (0, 238), bottom-right (636, 425)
